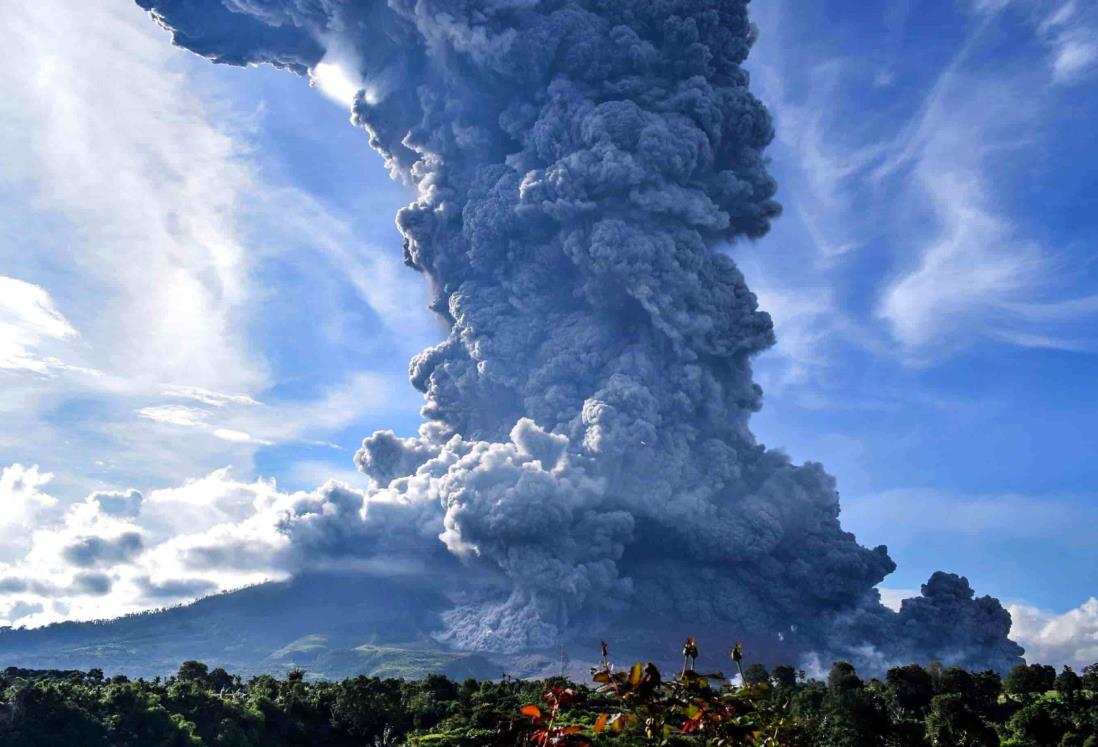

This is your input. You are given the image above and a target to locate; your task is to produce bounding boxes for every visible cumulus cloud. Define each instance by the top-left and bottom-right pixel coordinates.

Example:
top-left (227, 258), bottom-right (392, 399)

top-left (0, 464), bottom-right (436, 628)
top-left (61, 532), bottom-right (144, 569)
top-left (0, 464), bottom-right (60, 561)
top-left (1009, 599), bottom-right (1098, 668)
top-left (0, 464), bottom-right (58, 519)
top-left (72, 572), bottom-right (113, 597)
top-left (89, 489), bottom-right (144, 518)
top-left (11, 467), bottom-right (1087, 667)
top-left (131, 0), bottom-right (1028, 672)
top-left (134, 576), bottom-right (219, 600)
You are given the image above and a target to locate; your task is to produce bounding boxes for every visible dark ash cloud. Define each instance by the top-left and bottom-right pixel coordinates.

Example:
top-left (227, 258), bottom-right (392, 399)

top-left (135, 0), bottom-right (1023, 672)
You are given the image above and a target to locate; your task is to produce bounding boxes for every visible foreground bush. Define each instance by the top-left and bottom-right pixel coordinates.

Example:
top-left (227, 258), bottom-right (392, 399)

top-left (3, 645), bottom-right (1098, 745)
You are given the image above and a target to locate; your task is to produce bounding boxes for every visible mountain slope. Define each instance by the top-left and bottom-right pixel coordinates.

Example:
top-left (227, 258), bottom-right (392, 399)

top-left (0, 573), bottom-right (502, 680)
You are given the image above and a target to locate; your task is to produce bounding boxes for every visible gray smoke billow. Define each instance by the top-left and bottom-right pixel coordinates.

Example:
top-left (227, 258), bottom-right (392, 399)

top-left (137, 0), bottom-right (1023, 672)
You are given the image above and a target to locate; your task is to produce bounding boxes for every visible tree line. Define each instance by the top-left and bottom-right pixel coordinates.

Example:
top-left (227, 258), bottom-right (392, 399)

top-left (3, 644), bottom-right (1098, 745)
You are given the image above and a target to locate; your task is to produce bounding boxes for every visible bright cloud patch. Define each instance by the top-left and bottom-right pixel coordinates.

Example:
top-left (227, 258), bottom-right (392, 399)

top-left (1038, 1), bottom-right (1098, 85)
top-left (879, 584), bottom-right (1098, 667)
top-left (0, 0), bottom-right (429, 498)
top-left (0, 465), bottom-right (60, 563)
top-left (0, 0), bottom-right (271, 493)
top-left (0, 465), bottom-right (415, 629)
top-left (0, 0), bottom-right (262, 392)
top-left (873, 73), bottom-right (1097, 357)
top-left (1009, 599), bottom-right (1098, 668)
top-left (311, 61), bottom-right (362, 105)
top-left (0, 277), bottom-right (78, 374)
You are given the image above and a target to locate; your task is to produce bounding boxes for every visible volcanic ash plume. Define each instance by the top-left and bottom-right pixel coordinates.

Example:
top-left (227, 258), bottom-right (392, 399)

top-left (137, 0), bottom-right (1024, 671)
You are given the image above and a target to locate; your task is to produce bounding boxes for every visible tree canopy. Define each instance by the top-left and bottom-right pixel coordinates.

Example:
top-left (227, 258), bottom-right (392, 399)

top-left (3, 648), bottom-right (1098, 746)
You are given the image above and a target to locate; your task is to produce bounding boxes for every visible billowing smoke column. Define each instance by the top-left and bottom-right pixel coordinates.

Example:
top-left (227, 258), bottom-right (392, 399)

top-left (137, 0), bottom-right (1023, 671)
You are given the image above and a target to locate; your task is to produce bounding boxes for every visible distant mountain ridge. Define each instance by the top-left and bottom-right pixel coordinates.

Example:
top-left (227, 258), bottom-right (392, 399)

top-left (0, 570), bottom-right (1026, 683)
top-left (0, 573), bottom-right (505, 680)
top-left (0, 573), bottom-right (780, 683)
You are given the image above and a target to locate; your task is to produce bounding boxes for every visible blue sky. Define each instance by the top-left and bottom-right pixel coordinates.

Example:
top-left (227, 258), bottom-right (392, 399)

top-left (0, 0), bottom-right (1095, 665)
top-left (742, 0), bottom-right (1098, 613)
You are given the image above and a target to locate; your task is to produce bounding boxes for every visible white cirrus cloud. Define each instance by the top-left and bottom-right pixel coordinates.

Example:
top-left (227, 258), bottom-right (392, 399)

top-left (0, 277), bottom-right (79, 375)
top-left (873, 61), bottom-right (1097, 358)
top-left (1039, 1), bottom-right (1098, 85)
top-left (163, 385), bottom-right (262, 408)
top-left (748, 0), bottom-right (1097, 378)
top-left (0, 0), bottom-right (271, 493)
top-left (0, 0), bottom-right (264, 393)
top-left (0, 0), bottom-right (429, 497)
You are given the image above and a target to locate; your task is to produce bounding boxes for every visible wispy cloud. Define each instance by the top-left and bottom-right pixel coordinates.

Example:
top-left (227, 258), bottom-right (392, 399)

top-left (0, 277), bottom-right (79, 375)
top-left (753, 59), bottom-right (889, 263)
top-left (163, 385), bottom-right (262, 408)
top-left (137, 404), bottom-right (273, 445)
top-left (872, 19), bottom-right (1097, 357)
top-left (0, 0), bottom-right (264, 392)
top-left (138, 405), bottom-right (211, 429)
top-left (748, 0), bottom-right (1098, 374)
top-left (0, 0), bottom-right (268, 493)
top-left (136, 372), bottom-right (404, 449)
top-left (1040, 2), bottom-right (1098, 85)
top-left (984, 0), bottom-right (1098, 85)
top-left (257, 186), bottom-right (435, 344)
top-left (0, 0), bottom-right (430, 498)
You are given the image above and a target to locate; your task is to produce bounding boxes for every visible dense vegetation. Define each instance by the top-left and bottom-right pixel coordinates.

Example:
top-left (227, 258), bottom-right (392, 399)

top-left (4, 642), bottom-right (1098, 746)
